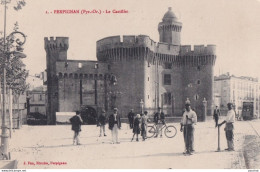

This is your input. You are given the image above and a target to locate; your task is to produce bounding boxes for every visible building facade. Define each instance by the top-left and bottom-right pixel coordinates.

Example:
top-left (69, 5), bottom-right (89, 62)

top-left (26, 86), bottom-right (47, 116)
top-left (214, 73), bottom-right (260, 117)
top-left (45, 7), bottom-right (216, 124)
top-left (0, 92), bottom-right (27, 128)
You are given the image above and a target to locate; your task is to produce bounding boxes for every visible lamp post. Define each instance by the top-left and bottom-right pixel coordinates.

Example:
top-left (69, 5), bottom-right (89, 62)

top-left (106, 74), bottom-right (118, 111)
top-left (202, 98), bottom-right (207, 122)
top-left (0, 31), bottom-right (26, 160)
top-left (140, 99), bottom-right (144, 114)
top-left (0, 30), bottom-right (26, 160)
top-left (0, 0), bottom-right (26, 160)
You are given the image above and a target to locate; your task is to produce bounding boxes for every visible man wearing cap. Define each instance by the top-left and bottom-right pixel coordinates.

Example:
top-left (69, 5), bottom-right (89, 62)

top-left (213, 106), bottom-right (221, 128)
top-left (97, 110), bottom-right (107, 137)
top-left (180, 102), bottom-right (197, 155)
top-left (128, 109), bottom-right (135, 129)
top-left (154, 107), bottom-right (165, 137)
top-left (218, 103), bottom-right (235, 151)
top-left (108, 108), bottom-right (121, 144)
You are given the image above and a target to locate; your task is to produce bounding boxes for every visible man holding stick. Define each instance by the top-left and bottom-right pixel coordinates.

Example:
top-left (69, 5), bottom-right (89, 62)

top-left (218, 103), bottom-right (235, 151)
top-left (180, 101), bottom-right (197, 155)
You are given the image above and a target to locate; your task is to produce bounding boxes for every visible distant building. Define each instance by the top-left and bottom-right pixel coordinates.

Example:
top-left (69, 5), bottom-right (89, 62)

top-left (45, 7), bottom-right (216, 124)
top-left (12, 93), bottom-right (27, 125)
top-left (214, 73), bottom-right (260, 117)
top-left (0, 92), bottom-right (27, 128)
top-left (26, 86), bottom-right (47, 116)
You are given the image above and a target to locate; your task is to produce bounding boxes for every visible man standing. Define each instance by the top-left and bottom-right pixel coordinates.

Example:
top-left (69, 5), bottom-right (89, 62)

top-left (180, 102), bottom-right (197, 155)
top-left (70, 111), bottom-right (83, 145)
top-left (154, 107), bottom-right (165, 137)
top-left (218, 103), bottom-right (235, 151)
top-left (97, 110), bottom-right (107, 137)
top-left (213, 106), bottom-right (221, 128)
top-left (128, 109), bottom-right (135, 129)
top-left (141, 111), bottom-right (148, 141)
top-left (108, 108), bottom-right (121, 144)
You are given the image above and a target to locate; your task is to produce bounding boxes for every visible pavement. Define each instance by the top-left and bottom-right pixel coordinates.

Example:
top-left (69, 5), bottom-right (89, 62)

top-left (5, 118), bottom-right (260, 169)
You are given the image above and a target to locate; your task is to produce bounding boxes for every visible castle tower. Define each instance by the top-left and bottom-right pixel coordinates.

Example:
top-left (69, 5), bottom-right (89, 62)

top-left (181, 45), bottom-right (216, 120)
top-left (44, 37), bottom-right (69, 124)
top-left (97, 35), bottom-right (151, 115)
top-left (158, 7), bottom-right (182, 45)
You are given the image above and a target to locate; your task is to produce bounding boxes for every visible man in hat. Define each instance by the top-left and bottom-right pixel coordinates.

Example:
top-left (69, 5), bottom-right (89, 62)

top-left (213, 106), bottom-right (221, 128)
top-left (180, 101), bottom-right (197, 155)
top-left (128, 109), bottom-right (135, 129)
top-left (154, 107), bottom-right (165, 137)
top-left (97, 110), bottom-right (107, 137)
top-left (218, 103), bottom-right (235, 151)
top-left (70, 111), bottom-right (83, 145)
top-left (108, 108), bottom-right (121, 144)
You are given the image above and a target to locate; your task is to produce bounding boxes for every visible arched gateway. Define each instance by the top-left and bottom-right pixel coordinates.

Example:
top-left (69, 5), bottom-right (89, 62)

top-left (80, 106), bottom-right (97, 125)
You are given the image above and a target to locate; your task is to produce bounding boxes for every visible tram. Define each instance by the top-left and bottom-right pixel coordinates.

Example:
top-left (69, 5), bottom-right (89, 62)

top-left (242, 102), bottom-right (254, 120)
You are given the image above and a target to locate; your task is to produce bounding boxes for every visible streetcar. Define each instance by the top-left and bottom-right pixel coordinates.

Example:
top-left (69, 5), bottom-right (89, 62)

top-left (242, 102), bottom-right (254, 120)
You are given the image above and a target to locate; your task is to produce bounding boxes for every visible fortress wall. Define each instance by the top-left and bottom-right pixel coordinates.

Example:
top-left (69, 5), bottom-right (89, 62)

top-left (108, 60), bottom-right (145, 117)
top-left (182, 63), bottom-right (214, 119)
top-left (56, 60), bottom-right (108, 74)
top-left (180, 45), bottom-right (216, 56)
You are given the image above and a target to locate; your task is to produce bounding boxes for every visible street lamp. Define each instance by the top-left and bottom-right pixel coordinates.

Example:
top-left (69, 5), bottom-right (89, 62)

top-left (0, 31), bottom-right (26, 160)
top-left (140, 99), bottom-right (144, 114)
top-left (202, 98), bottom-right (207, 122)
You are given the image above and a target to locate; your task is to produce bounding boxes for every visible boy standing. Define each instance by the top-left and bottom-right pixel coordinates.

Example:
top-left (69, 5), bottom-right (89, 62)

top-left (98, 110), bottom-right (107, 137)
top-left (70, 111), bottom-right (83, 145)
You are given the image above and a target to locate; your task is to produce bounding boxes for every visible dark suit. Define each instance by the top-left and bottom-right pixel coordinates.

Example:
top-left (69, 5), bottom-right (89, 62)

top-left (128, 112), bottom-right (135, 129)
top-left (213, 109), bottom-right (220, 127)
top-left (108, 114), bottom-right (121, 130)
top-left (154, 112), bottom-right (165, 136)
top-left (70, 115), bottom-right (83, 132)
top-left (154, 112), bottom-right (165, 125)
top-left (70, 115), bottom-right (83, 145)
top-left (108, 113), bottom-right (121, 143)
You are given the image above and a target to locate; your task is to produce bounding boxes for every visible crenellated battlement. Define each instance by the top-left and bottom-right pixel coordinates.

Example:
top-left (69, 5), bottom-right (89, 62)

top-left (97, 36), bottom-right (216, 57)
top-left (96, 35), bottom-right (181, 62)
top-left (44, 37), bottom-right (69, 51)
top-left (156, 42), bottom-right (180, 55)
top-left (96, 35), bottom-right (216, 67)
top-left (97, 35), bottom-right (157, 52)
top-left (180, 44), bottom-right (216, 56)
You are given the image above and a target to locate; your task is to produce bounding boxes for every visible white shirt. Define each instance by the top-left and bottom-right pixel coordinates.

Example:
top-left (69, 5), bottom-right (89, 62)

top-left (225, 110), bottom-right (235, 123)
top-left (113, 113), bottom-right (117, 120)
top-left (181, 110), bottom-right (197, 125)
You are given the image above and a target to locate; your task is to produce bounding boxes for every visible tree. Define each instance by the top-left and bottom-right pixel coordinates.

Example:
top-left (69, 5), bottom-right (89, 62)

top-left (0, 0), bottom-right (27, 159)
top-left (0, 22), bottom-right (28, 129)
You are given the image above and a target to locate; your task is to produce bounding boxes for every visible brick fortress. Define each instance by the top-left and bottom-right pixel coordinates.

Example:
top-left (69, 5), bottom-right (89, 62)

top-left (45, 7), bottom-right (216, 124)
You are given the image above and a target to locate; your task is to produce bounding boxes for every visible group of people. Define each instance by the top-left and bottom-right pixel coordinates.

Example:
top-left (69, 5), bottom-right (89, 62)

top-left (128, 107), bottom-right (168, 141)
top-left (128, 110), bottom-right (148, 142)
top-left (69, 101), bottom-right (236, 155)
top-left (70, 108), bottom-right (122, 145)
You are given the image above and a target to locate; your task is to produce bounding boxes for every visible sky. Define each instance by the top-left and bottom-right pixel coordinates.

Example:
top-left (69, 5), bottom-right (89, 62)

top-left (1, 0), bottom-right (260, 86)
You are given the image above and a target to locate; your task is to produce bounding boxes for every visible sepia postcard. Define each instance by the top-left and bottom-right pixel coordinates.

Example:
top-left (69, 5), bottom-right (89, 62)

top-left (0, 0), bottom-right (260, 170)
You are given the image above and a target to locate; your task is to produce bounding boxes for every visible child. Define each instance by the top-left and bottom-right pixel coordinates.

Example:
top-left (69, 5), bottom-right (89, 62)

top-left (97, 110), bottom-right (107, 137)
top-left (131, 114), bottom-right (141, 142)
